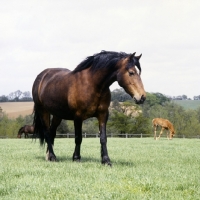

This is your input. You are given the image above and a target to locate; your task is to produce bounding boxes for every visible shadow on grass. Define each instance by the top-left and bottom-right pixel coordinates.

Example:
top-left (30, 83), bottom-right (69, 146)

top-left (35, 155), bottom-right (135, 167)
top-left (35, 155), bottom-right (100, 163)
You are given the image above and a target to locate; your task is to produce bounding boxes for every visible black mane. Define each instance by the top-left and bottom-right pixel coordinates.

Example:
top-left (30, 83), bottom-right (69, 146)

top-left (72, 50), bottom-right (141, 73)
top-left (73, 51), bottom-right (129, 73)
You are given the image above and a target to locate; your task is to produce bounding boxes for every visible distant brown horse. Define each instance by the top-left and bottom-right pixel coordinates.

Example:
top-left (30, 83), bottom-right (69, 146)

top-left (152, 118), bottom-right (175, 140)
top-left (17, 125), bottom-right (34, 138)
top-left (32, 50), bottom-right (146, 165)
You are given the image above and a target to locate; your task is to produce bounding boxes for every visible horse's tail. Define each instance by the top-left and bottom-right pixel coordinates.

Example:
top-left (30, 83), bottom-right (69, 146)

top-left (152, 118), bottom-right (155, 127)
top-left (33, 104), bottom-right (45, 145)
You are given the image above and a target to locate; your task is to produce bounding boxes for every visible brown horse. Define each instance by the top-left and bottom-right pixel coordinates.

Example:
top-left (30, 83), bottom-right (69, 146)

top-left (17, 125), bottom-right (35, 138)
top-left (152, 118), bottom-right (175, 140)
top-left (32, 51), bottom-right (146, 165)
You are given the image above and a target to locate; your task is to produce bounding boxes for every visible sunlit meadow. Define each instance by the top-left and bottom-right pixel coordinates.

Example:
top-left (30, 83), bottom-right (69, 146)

top-left (0, 138), bottom-right (199, 199)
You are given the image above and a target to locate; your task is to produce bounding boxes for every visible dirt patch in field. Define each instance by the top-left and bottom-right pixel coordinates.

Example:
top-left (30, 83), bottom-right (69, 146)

top-left (0, 102), bottom-right (34, 118)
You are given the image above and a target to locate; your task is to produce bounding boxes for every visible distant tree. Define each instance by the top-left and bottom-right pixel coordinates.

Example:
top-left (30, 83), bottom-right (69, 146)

top-left (0, 95), bottom-right (8, 102)
top-left (83, 118), bottom-right (98, 135)
top-left (57, 120), bottom-right (68, 134)
top-left (14, 90), bottom-right (22, 101)
top-left (8, 90), bottom-right (22, 101)
top-left (131, 113), bottom-right (151, 135)
top-left (24, 114), bottom-right (34, 125)
top-left (182, 95), bottom-right (187, 100)
top-left (111, 88), bottom-right (132, 102)
top-left (108, 110), bottom-right (151, 136)
top-left (8, 92), bottom-right (14, 101)
top-left (112, 99), bottom-right (121, 112)
top-left (20, 91), bottom-right (32, 101)
top-left (108, 111), bottom-right (133, 134)
top-left (153, 92), bottom-right (170, 105)
top-left (22, 91), bottom-right (31, 98)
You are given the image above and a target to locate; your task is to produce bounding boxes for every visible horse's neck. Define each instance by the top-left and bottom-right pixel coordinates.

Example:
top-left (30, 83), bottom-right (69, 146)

top-left (89, 69), bottom-right (117, 90)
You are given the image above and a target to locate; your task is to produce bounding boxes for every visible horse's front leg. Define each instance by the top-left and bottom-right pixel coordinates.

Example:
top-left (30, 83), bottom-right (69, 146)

top-left (154, 126), bottom-right (157, 140)
top-left (46, 116), bottom-right (62, 160)
top-left (98, 112), bottom-right (111, 166)
top-left (167, 131), bottom-right (169, 140)
top-left (73, 119), bottom-right (82, 162)
top-left (158, 127), bottom-right (164, 139)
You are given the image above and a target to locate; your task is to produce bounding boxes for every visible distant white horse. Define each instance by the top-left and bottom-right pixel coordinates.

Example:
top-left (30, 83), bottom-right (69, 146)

top-left (152, 118), bottom-right (175, 140)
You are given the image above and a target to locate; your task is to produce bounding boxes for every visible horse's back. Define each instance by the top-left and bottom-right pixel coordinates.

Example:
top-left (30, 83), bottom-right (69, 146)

top-left (33, 68), bottom-right (71, 90)
top-left (153, 118), bottom-right (173, 128)
top-left (32, 68), bottom-right (71, 104)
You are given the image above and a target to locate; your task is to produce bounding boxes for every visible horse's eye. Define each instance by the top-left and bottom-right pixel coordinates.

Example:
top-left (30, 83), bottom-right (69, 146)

top-left (129, 71), bottom-right (134, 76)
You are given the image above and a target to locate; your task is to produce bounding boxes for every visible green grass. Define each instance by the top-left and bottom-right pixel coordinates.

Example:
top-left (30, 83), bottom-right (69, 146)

top-left (0, 138), bottom-right (199, 200)
top-left (173, 100), bottom-right (200, 110)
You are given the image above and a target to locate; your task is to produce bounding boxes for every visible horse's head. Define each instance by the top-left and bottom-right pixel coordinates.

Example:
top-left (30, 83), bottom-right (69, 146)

top-left (170, 130), bottom-right (175, 139)
top-left (117, 53), bottom-right (146, 104)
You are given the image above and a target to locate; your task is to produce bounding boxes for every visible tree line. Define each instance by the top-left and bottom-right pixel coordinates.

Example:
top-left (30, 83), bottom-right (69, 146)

top-left (0, 90), bottom-right (32, 102)
top-left (0, 88), bottom-right (200, 138)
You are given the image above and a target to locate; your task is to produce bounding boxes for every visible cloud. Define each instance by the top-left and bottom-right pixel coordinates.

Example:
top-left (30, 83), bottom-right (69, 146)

top-left (0, 0), bottom-right (200, 98)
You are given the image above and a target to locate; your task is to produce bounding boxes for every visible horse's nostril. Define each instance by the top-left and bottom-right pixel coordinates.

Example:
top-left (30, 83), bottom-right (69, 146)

top-left (141, 95), bottom-right (146, 103)
top-left (134, 95), bottom-right (145, 104)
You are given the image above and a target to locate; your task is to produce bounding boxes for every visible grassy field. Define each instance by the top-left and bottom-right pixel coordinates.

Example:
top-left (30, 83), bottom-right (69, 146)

top-left (173, 100), bottom-right (200, 110)
top-left (0, 102), bottom-right (34, 118)
top-left (0, 138), bottom-right (199, 199)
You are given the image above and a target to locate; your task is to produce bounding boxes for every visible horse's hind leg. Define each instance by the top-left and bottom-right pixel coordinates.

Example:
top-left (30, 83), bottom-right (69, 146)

top-left (98, 112), bottom-right (111, 166)
top-left (158, 127), bottom-right (164, 140)
top-left (39, 110), bottom-right (57, 161)
top-left (154, 126), bottom-right (157, 140)
top-left (46, 116), bottom-right (62, 160)
top-left (50, 116), bottom-right (62, 145)
top-left (73, 119), bottom-right (82, 162)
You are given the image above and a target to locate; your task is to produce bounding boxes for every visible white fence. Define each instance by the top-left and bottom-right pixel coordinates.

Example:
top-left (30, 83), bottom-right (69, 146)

top-left (55, 133), bottom-right (200, 139)
top-left (0, 133), bottom-right (200, 139)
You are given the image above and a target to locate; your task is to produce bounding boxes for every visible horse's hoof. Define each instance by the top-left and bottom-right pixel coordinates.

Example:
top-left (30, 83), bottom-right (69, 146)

top-left (49, 156), bottom-right (56, 162)
top-left (72, 155), bottom-right (81, 162)
top-left (102, 156), bottom-right (112, 166)
top-left (46, 152), bottom-right (56, 162)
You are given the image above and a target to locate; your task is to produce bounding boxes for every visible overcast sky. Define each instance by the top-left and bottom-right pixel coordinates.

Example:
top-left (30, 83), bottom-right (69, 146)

top-left (0, 0), bottom-right (199, 98)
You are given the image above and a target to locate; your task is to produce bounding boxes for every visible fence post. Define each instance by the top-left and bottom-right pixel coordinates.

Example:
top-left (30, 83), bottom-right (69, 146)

top-left (126, 133), bottom-right (127, 138)
top-left (141, 133), bottom-right (143, 138)
top-left (84, 132), bottom-right (86, 138)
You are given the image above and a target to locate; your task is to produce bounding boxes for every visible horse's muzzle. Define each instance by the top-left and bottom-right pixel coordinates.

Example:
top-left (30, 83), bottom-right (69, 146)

top-left (134, 95), bottom-right (146, 104)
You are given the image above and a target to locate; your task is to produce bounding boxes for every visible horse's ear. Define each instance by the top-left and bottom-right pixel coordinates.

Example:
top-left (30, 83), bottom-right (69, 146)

top-left (129, 52), bottom-right (136, 60)
top-left (135, 54), bottom-right (142, 60)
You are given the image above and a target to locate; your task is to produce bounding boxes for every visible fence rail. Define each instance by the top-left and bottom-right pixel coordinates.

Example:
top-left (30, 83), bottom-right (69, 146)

top-left (55, 133), bottom-right (200, 139)
top-left (56, 133), bottom-right (150, 138)
top-left (0, 133), bottom-right (200, 139)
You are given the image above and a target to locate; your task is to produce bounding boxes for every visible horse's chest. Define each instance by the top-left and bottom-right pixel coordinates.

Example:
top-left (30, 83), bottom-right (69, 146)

top-left (74, 104), bottom-right (98, 118)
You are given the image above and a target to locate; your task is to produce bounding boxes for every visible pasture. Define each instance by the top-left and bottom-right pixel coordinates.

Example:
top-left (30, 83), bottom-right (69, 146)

top-left (0, 138), bottom-right (199, 199)
top-left (173, 100), bottom-right (200, 110)
top-left (0, 102), bottom-right (34, 118)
